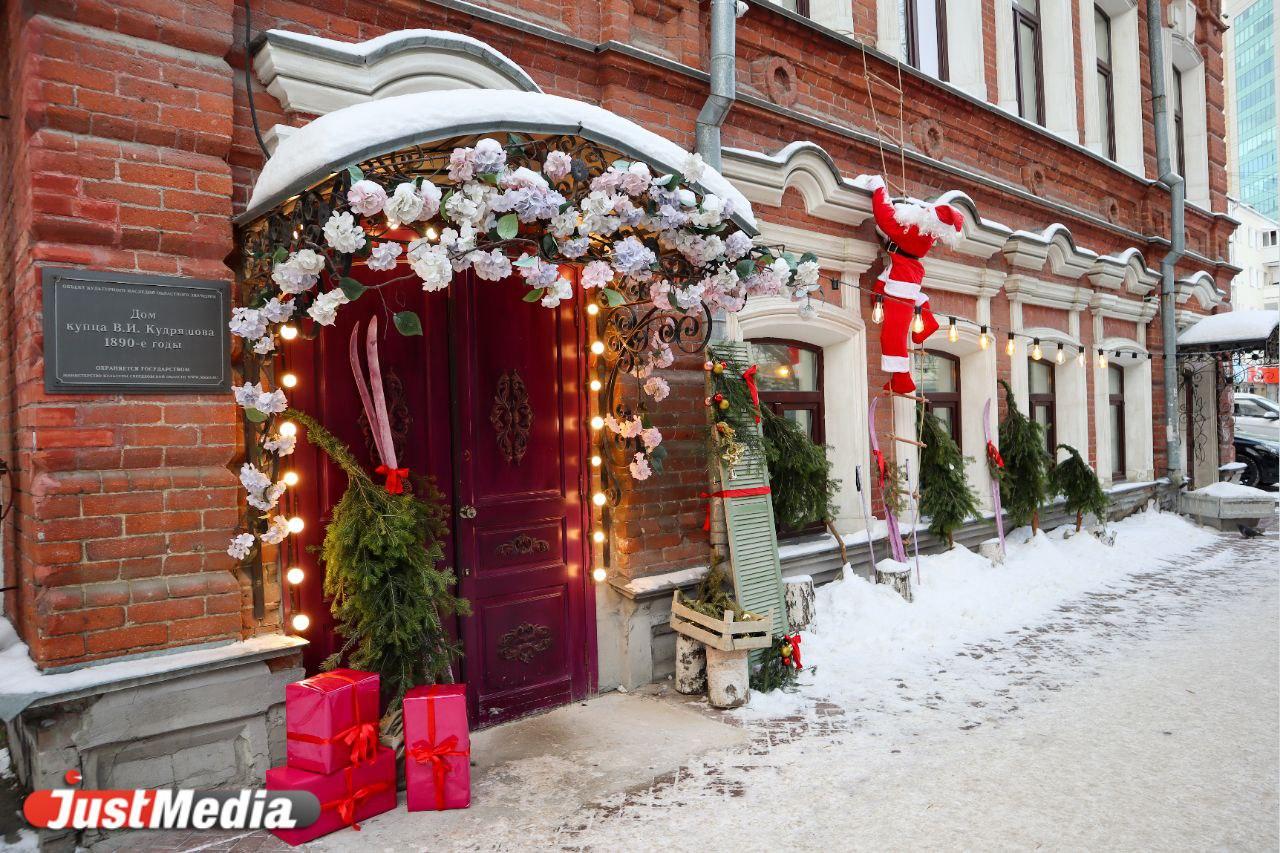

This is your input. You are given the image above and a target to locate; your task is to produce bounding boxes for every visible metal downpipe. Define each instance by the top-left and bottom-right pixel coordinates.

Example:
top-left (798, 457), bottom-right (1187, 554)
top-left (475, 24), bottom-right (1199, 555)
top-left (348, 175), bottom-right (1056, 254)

top-left (695, 0), bottom-right (738, 173)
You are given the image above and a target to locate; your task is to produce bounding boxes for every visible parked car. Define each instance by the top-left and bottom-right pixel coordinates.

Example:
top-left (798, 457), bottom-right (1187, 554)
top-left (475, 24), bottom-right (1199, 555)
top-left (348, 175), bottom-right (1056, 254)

top-left (1233, 392), bottom-right (1280, 440)
top-left (1233, 433), bottom-right (1279, 489)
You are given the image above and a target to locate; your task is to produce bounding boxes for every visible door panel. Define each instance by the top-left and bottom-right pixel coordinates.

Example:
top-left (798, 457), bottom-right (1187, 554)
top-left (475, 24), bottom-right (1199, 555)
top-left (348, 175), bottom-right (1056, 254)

top-left (449, 270), bottom-right (591, 726)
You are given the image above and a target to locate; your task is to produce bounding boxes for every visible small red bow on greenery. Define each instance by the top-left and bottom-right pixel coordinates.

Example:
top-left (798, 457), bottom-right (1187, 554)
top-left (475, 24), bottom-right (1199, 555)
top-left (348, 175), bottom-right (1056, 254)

top-left (375, 465), bottom-right (409, 494)
top-left (780, 633), bottom-right (803, 670)
top-left (985, 441), bottom-right (1004, 470)
top-left (742, 364), bottom-right (761, 423)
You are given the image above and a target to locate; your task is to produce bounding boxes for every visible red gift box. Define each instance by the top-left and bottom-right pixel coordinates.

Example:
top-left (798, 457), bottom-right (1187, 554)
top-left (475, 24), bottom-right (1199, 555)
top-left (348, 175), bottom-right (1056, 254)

top-left (404, 684), bottom-right (471, 811)
top-left (266, 745), bottom-right (397, 845)
top-left (285, 669), bottom-right (380, 774)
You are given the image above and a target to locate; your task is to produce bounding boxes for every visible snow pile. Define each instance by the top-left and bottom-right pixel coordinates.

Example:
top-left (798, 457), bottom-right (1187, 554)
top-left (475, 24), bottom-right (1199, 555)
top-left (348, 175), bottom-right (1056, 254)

top-left (0, 621), bottom-right (304, 722)
top-left (1192, 481), bottom-right (1278, 501)
top-left (743, 508), bottom-right (1220, 717)
top-left (1177, 310), bottom-right (1279, 346)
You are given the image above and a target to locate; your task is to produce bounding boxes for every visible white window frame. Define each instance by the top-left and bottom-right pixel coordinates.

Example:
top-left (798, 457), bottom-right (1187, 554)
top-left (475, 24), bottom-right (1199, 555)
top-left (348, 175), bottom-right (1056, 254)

top-left (996, 0), bottom-right (1078, 137)
top-left (878, 0), bottom-right (986, 97)
top-left (1081, 0), bottom-right (1144, 173)
top-left (1164, 26), bottom-right (1211, 208)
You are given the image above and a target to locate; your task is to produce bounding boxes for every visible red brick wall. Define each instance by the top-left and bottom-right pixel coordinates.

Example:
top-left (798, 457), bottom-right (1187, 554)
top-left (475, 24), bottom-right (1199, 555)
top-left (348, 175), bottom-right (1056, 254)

top-left (1, 0), bottom-right (1235, 666)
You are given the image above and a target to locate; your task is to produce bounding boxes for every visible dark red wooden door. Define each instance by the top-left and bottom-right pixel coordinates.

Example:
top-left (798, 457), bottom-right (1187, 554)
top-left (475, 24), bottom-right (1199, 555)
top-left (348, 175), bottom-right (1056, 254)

top-left (447, 271), bottom-right (593, 725)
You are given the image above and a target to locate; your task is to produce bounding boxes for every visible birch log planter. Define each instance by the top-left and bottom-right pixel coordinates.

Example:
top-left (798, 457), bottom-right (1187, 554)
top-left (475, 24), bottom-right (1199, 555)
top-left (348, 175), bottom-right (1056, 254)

top-left (783, 576), bottom-right (816, 632)
top-left (874, 558), bottom-right (914, 603)
top-left (704, 647), bottom-right (750, 708)
top-left (669, 591), bottom-right (773, 708)
top-left (674, 633), bottom-right (707, 695)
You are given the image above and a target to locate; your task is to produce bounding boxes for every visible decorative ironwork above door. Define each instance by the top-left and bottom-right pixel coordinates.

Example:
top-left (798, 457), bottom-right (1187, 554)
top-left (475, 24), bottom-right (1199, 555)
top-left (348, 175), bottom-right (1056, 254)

top-left (489, 369), bottom-right (533, 465)
top-left (357, 369), bottom-right (412, 464)
top-left (496, 533), bottom-right (550, 557)
top-left (497, 622), bottom-right (553, 663)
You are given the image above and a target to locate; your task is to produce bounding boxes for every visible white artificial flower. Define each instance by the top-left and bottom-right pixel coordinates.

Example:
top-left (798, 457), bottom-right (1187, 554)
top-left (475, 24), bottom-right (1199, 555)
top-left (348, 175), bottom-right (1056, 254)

top-left (618, 161), bottom-right (652, 195)
top-left (418, 181), bottom-right (443, 219)
top-left (443, 182), bottom-right (491, 228)
top-left (253, 337), bottom-right (276, 355)
top-left (347, 180), bottom-right (387, 217)
top-left (795, 259), bottom-right (821, 289)
top-left (260, 515), bottom-right (291, 545)
top-left (582, 260), bottom-right (613, 289)
top-left (472, 137), bottom-right (506, 173)
top-left (229, 307), bottom-right (266, 340)
top-left (691, 194), bottom-right (725, 228)
top-left (323, 211), bottom-right (366, 253)
top-left (291, 249), bottom-right (326, 275)
top-left (540, 276), bottom-right (574, 308)
top-left (408, 241), bottom-right (453, 291)
top-left (629, 452), bottom-right (652, 481)
top-left (384, 182), bottom-right (426, 225)
top-left (256, 388), bottom-right (288, 414)
top-left (367, 241), bottom-right (403, 272)
top-left (227, 533), bottom-right (255, 560)
top-left (470, 249), bottom-right (512, 281)
top-left (769, 257), bottom-right (792, 282)
top-left (261, 297), bottom-right (293, 323)
top-left (641, 426), bottom-right (663, 450)
top-left (234, 381), bottom-right (264, 408)
top-left (247, 481), bottom-right (286, 512)
top-left (549, 210), bottom-right (578, 238)
top-left (239, 462), bottom-right (271, 496)
top-left (643, 376), bottom-right (670, 402)
top-left (543, 150), bottom-right (573, 182)
top-left (307, 288), bottom-right (349, 326)
top-left (682, 152), bottom-right (707, 182)
top-left (264, 432), bottom-right (296, 456)
top-left (674, 281), bottom-right (706, 310)
top-left (272, 261), bottom-right (317, 295)
top-left (725, 230), bottom-right (754, 261)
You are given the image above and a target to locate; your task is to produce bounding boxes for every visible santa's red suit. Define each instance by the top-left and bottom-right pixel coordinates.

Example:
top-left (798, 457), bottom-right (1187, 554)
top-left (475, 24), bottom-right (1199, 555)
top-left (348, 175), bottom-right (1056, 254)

top-left (856, 175), bottom-right (965, 394)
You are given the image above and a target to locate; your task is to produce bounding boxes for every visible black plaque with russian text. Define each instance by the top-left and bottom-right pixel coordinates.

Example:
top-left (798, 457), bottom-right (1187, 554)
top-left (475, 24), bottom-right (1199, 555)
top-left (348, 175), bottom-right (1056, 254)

top-left (42, 268), bottom-right (232, 394)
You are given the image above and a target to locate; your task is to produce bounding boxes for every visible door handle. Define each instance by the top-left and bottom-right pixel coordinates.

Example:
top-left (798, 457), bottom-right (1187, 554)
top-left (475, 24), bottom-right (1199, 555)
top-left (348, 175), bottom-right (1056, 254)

top-left (459, 504), bottom-right (477, 519)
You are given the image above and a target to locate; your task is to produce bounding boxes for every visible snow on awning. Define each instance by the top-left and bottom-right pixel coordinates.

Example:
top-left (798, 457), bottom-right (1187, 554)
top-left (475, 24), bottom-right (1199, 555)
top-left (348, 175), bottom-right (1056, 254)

top-left (240, 90), bottom-right (757, 233)
top-left (1177, 310), bottom-right (1280, 348)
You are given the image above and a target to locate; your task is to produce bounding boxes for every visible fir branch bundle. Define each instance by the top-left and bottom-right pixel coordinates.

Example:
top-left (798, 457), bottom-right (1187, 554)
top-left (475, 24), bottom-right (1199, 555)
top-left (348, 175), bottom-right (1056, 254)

top-left (706, 344), bottom-right (766, 471)
top-left (918, 409), bottom-right (980, 547)
top-left (288, 410), bottom-right (470, 706)
top-left (1051, 444), bottom-right (1109, 531)
top-left (880, 461), bottom-right (910, 517)
top-left (996, 380), bottom-right (1052, 531)
top-left (750, 635), bottom-right (804, 693)
top-left (761, 406), bottom-right (840, 531)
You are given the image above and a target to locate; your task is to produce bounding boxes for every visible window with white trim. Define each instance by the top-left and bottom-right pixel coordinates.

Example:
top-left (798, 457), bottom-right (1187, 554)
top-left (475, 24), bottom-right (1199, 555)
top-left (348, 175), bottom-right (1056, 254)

top-left (1095, 7), bottom-right (1116, 160)
top-left (1013, 0), bottom-right (1045, 124)
top-left (903, 0), bottom-right (949, 80)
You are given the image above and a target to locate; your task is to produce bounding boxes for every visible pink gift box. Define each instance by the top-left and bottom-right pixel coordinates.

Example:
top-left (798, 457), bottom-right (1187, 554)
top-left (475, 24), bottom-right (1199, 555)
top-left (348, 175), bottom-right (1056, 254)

top-left (403, 684), bottom-right (471, 811)
top-left (265, 745), bottom-right (397, 845)
top-left (285, 669), bottom-right (380, 774)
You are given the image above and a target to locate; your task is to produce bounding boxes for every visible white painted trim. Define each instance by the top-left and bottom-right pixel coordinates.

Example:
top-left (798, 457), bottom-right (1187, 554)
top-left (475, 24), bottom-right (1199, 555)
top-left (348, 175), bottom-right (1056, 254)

top-left (1005, 273), bottom-right (1096, 311)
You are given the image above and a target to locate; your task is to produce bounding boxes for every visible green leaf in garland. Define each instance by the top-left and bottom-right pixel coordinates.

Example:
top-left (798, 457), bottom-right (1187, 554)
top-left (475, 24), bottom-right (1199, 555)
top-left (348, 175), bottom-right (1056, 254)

top-left (393, 310), bottom-right (423, 336)
top-left (648, 444), bottom-right (668, 474)
top-left (653, 173), bottom-right (675, 187)
top-left (612, 159), bottom-right (631, 171)
top-left (800, 251), bottom-right (818, 264)
top-left (541, 234), bottom-right (559, 257)
top-left (481, 172), bottom-right (500, 187)
top-left (513, 254), bottom-right (539, 269)
top-left (497, 213), bottom-right (519, 240)
top-left (244, 408), bottom-right (269, 423)
top-left (601, 288), bottom-right (626, 307)
top-left (735, 258), bottom-right (757, 279)
top-left (272, 246), bottom-right (289, 264)
top-left (346, 165), bottom-right (364, 183)
top-left (507, 132), bottom-right (528, 147)
top-left (522, 288), bottom-right (546, 303)
top-left (339, 277), bottom-right (367, 301)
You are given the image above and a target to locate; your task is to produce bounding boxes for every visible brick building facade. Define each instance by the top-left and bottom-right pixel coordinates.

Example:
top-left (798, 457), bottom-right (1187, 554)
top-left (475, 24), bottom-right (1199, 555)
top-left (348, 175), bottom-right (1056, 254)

top-left (0, 0), bottom-right (1236, 824)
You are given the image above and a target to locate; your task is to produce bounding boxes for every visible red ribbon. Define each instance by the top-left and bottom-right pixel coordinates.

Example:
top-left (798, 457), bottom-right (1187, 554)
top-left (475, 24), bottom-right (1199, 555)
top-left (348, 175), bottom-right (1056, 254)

top-left (287, 671), bottom-right (378, 767)
top-left (783, 634), bottom-right (803, 670)
top-left (408, 687), bottom-right (470, 810)
top-left (376, 465), bottom-right (409, 495)
top-left (700, 486), bottom-right (772, 531)
top-left (872, 447), bottom-right (887, 487)
top-left (321, 767), bottom-right (391, 831)
top-left (742, 365), bottom-right (761, 423)
top-left (986, 441), bottom-right (1005, 470)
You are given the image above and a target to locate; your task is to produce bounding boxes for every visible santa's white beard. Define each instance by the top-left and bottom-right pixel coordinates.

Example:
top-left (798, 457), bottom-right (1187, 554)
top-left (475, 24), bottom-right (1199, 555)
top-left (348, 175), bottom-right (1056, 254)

top-left (892, 200), bottom-right (962, 247)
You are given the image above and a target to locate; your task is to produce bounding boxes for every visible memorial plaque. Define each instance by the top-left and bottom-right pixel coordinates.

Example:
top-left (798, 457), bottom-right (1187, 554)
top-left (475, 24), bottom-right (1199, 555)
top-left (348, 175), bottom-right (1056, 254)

top-left (42, 268), bottom-right (232, 394)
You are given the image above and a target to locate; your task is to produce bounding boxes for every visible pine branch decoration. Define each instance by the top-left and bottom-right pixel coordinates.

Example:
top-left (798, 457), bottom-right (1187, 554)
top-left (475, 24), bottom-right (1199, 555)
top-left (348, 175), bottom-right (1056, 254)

top-left (918, 408), bottom-right (980, 547)
top-left (996, 380), bottom-right (1052, 531)
top-left (288, 409), bottom-right (469, 706)
top-left (1051, 443), bottom-right (1109, 531)
top-left (761, 406), bottom-right (840, 531)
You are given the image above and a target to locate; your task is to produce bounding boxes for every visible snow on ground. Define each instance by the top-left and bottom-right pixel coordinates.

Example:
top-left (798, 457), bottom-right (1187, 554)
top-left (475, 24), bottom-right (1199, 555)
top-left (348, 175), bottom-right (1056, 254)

top-left (1191, 480), bottom-right (1279, 500)
top-left (744, 507), bottom-right (1218, 719)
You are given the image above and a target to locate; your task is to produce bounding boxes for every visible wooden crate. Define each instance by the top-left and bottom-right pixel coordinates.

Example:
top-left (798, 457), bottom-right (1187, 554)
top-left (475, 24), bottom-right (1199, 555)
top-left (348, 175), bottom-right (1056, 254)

top-left (669, 592), bottom-right (773, 652)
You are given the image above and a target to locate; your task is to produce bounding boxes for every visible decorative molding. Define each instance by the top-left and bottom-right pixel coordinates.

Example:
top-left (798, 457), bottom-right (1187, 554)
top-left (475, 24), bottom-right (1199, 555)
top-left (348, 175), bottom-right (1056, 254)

top-left (1003, 224), bottom-right (1099, 277)
top-left (751, 56), bottom-right (799, 108)
top-left (496, 533), bottom-right (551, 557)
top-left (253, 28), bottom-right (541, 118)
top-left (931, 191), bottom-right (1015, 259)
top-left (1005, 273), bottom-right (1095, 311)
top-left (921, 258), bottom-right (1007, 299)
top-left (721, 143), bottom-right (873, 226)
top-left (1175, 270), bottom-right (1226, 310)
top-left (497, 622), bottom-right (553, 663)
top-left (1086, 247), bottom-right (1159, 297)
top-left (490, 369), bottom-right (533, 465)
top-left (751, 219), bottom-right (878, 274)
top-left (1090, 291), bottom-right (1160, 324)
top-left (734, 295), bottom-right (865, 347)
top-left (1021, 325), bottom-right (1084, 348)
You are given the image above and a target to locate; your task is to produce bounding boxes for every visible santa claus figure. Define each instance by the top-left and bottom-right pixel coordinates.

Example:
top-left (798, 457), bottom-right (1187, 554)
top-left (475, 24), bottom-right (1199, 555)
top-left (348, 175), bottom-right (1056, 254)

top-left (853, 174), bottom-right (965, 394)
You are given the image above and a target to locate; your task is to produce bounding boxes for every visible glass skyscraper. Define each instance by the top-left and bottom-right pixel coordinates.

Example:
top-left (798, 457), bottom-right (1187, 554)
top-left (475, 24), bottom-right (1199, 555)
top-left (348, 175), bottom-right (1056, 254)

top-left (1232, 0), bottom-right (1277, 217)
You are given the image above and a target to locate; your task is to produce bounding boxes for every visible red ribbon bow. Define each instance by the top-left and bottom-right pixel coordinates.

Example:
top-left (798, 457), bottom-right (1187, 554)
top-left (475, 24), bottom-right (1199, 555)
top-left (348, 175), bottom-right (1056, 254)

top-left (409, 735), bottom-right (468, 810)
top-left (783, 633), bottom-right (803, 670)
top-left (322, 774), bottom-right (391, 831)
top-left (335, 721), bottom-right (379, 767)
top-left (742, 364), bottom-right (761, 423)
top-left (986, 441), bottom-right (1005, 470)
top-left (700, 486), bottom-right (773, 531)
top-left (376, 465), bottom-right (409, 494)
top-left (872, 447), bottom-right (887, 487)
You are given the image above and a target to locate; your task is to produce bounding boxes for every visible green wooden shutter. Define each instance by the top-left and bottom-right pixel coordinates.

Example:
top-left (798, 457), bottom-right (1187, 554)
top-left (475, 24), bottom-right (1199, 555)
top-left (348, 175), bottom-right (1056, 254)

top-left (715, 341), bottom-right (786, 638)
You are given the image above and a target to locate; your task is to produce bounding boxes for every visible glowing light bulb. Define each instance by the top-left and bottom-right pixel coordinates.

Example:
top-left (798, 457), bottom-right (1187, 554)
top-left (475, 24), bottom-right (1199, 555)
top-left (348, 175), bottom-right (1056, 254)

top-left (590, 416), bottom-right (605, 430)
top-left (1077, 348), bottom-right (1086, 366)
top-left (291, 613), bottom-right (311, 632)
top-left (280, 325), bottom-right (298, 341)
top-left (912, 308), bottom-right (925, 335)
top-left (1056, 346), bottom-right (1066, 365)
top-left (776, 365), bottom-right (791, 378)
top-left (287, 516), bottom-right (305, 534)
top-left (281, 373), bottom-right (298, 388)
top-left (279, 421), bottom-right (298, 437)
top-left (425, 227), bottom-right (438, 240)
top-left (590, 340), bottom-right (605, 355)
top-left (1031, 339), bottom-right (1042, 361)
top-left (947, 318), bottom-right (959, 343)
top-left (871, 297), bottom-right (884, 324)
top-left (589, 379), bottom-right (602, 392)
top-left (286, 567), bottom-right (304, 585)
top-left (591, 567), bottom-right (608, 583)
top-left (590, 455), bottom-right (602, 468)
top-left (592, 529), bottom-right (606, 544)
top-left (282, 470), bottom-right (300, 487)
top-left (592, 492), bottom-right (607, 507)
top-left (1097, 349), bottom-right (1108, 368)
top-left (586, 303), bottom-right (600, 316)
top-left (978, 326), bottom-right (990, 350)
top-left (1005, 333), bottom-right (1016, 356)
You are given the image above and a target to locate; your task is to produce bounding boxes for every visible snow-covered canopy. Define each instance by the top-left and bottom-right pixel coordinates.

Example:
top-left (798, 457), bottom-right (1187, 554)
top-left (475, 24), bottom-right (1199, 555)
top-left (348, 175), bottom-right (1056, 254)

top-left (242, 90), bottom-right (756, 233)
top-left (1177, 310), bottom-right (1280, 347)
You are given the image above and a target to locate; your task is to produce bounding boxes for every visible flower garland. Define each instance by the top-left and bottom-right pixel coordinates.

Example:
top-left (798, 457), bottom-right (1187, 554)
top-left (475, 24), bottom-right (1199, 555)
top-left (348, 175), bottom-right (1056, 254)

top-left (228, 136), bottom-right (821, 559)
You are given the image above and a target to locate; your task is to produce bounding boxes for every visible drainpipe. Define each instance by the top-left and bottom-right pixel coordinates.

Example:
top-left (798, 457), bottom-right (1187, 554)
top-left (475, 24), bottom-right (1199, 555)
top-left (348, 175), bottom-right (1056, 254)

top-left (695, 0), bottom-right (738, 174)
top-left (1145, 0), bottom-right (1185, 492)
